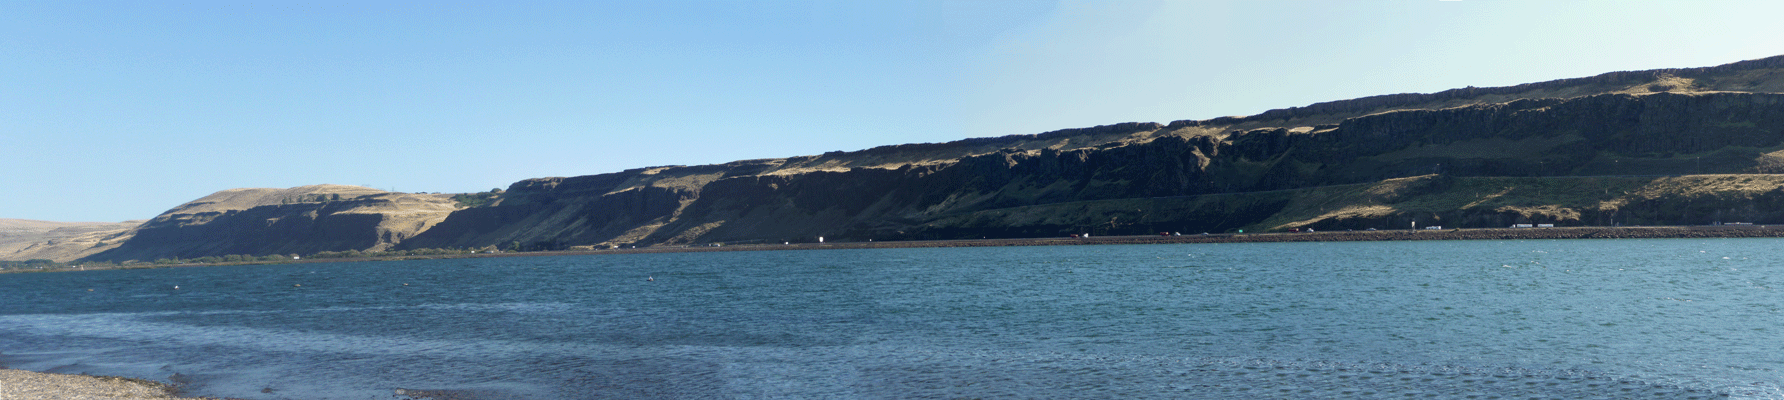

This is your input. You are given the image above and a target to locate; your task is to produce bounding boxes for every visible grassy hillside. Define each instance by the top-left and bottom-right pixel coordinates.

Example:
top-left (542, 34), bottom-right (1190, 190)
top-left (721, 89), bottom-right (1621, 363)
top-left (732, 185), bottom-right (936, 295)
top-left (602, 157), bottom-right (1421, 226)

top-left (71, 186), bottom-right (466, 263)
top-left (0, 219), bottom-right (142, 262)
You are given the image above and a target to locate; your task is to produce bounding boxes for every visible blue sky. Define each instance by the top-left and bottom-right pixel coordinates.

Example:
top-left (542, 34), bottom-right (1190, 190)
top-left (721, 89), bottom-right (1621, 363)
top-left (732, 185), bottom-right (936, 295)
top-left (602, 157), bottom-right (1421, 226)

top-left (6, 0), bottom-right (1783, 222)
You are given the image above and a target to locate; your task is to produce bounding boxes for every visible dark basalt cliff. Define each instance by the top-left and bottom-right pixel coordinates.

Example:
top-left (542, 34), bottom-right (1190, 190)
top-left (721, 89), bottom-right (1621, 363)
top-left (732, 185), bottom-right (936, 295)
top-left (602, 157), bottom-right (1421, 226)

top-left (93, 201), bottom-right (386, 260)
top-left (61, 55), bottom-right (1784, 261)
top-left (396, 90), bottom-right (1784, 250)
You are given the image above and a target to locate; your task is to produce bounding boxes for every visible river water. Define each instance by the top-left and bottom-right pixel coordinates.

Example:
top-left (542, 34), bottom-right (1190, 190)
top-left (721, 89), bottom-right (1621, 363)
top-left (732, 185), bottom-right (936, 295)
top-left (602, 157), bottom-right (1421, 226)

top-left (1, 239), bottom-right (1779, 399)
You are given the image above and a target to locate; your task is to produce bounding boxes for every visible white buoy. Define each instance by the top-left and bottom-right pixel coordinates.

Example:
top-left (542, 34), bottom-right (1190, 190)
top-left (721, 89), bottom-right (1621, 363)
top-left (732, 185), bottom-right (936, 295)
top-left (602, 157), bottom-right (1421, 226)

top-left (173, 285), bottom-right (180, 290)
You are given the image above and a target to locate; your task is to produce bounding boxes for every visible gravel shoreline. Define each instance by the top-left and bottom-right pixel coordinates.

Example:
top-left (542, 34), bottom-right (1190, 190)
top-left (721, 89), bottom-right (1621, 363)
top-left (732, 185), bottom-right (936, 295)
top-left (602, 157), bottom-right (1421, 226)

top-left (0, 369), bottom-right (180, 400)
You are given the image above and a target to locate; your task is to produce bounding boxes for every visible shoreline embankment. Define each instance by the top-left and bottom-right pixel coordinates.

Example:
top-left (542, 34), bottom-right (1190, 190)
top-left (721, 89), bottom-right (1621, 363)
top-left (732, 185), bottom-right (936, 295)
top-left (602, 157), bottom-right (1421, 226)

top-left (8, 225), bottom-right (1784, 274)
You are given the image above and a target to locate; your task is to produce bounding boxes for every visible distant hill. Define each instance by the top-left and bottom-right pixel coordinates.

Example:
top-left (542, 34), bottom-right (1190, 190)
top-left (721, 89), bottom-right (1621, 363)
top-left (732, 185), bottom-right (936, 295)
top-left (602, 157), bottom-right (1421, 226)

top-left (41, 55), bottom-right (1784, 262)
top-left (0, 219), bottom-right (128, 231)
top-left (0, 219), bottom-right (142, 262)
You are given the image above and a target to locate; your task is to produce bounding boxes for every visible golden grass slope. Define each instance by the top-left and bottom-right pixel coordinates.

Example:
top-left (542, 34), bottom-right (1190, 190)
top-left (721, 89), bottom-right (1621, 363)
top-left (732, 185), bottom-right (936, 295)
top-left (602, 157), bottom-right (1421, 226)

top-left (157, 184), bottom-right (392, 217)
top-left (0, 219), bottom-right (142, 262)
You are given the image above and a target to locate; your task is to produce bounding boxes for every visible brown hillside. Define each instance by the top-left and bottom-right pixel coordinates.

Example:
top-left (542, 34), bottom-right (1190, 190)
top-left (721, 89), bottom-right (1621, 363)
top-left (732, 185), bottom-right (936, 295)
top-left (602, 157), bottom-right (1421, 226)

top-left (78, 185), bottom-right (464, 262)
top-left (0, 219), bottom-right (143, 262)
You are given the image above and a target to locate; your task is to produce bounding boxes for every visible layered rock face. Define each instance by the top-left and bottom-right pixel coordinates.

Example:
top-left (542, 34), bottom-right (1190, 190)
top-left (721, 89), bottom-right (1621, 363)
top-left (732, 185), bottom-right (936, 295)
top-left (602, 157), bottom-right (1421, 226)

top-left (404, 88), bottom-right (1784, 248)
top-left (65, 55), bottom-right (1784, 260)
top-left (81, 185), bottom-right (459, 262)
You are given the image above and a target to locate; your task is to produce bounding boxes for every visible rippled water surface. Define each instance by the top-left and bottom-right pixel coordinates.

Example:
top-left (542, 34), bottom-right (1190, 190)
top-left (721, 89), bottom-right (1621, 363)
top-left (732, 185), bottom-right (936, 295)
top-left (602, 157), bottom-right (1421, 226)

top-left (2, 239), bottom-right (1781, 399)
